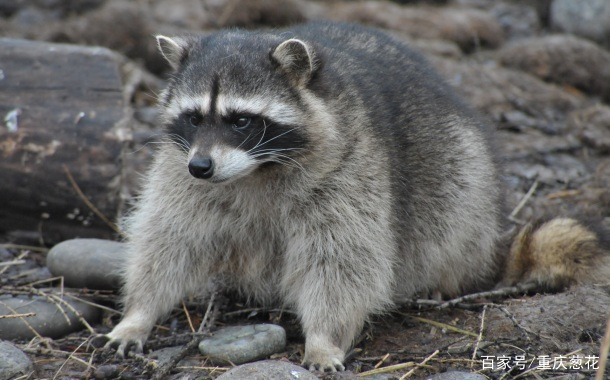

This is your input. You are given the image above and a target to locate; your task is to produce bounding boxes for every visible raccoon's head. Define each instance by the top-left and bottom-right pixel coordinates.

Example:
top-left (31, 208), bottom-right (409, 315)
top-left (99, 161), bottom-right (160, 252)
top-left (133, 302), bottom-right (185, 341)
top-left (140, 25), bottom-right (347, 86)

top-left (155, 32), bottom-right (327, 184)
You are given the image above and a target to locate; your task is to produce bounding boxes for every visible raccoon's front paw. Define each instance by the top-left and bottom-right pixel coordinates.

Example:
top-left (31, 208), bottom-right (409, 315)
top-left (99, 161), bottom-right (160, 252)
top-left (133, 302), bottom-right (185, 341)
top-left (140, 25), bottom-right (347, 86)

top-left (302, 334), bottom-right (346, 372)
top-left (93, 320), bottom-right (150, 357)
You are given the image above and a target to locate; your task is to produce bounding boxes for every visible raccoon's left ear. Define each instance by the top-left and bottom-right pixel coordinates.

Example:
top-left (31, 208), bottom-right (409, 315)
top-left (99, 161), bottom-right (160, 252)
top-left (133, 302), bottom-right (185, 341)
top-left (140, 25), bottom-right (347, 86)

top-left (271, 38), bottom-right (319, 86)
top-left (156, 35), bottom-right (191, 70)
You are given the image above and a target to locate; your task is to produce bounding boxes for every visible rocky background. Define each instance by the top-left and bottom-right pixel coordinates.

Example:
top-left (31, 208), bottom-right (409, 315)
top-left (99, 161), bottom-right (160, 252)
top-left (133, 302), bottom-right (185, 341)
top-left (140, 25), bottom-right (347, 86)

top-left (0, 0), bottom-right (609, 379)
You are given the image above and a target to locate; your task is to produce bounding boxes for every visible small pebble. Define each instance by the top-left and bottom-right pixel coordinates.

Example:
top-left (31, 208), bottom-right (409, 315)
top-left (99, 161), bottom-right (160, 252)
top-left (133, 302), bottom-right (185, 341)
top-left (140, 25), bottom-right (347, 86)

top-left (0, 295), bottom-right (100, 340)
top-left (199, 324), bottom-right (286, 365)
top-left (427, 371), bottom-right (487, 380)
top-left (216, 360), bottom-right (317, 380)
top-left (0, 341), bottom-right (34, 380)
top-left (93, 364), bottom-right (120, 380)
top-left (47, 238), bottom-right (126, 290)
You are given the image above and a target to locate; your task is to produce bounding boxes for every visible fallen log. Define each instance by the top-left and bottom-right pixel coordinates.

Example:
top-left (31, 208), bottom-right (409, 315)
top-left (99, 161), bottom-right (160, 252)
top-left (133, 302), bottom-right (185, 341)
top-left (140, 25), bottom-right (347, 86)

top-left (0, 38), bottom-right (131, 244)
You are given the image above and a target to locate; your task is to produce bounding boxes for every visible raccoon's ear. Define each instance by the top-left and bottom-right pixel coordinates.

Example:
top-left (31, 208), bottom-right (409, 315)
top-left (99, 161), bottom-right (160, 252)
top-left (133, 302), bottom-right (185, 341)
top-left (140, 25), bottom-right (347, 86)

top-left (156, 35), bottom-right (190, 70)
top-left (271, 38), bottom-right (318, 86)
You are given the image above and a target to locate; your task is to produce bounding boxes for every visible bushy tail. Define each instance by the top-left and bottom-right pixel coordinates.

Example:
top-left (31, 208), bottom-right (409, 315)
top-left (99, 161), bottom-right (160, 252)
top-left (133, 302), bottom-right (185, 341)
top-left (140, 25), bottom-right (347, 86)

top-left (500, 217), bottom-right (610, 291)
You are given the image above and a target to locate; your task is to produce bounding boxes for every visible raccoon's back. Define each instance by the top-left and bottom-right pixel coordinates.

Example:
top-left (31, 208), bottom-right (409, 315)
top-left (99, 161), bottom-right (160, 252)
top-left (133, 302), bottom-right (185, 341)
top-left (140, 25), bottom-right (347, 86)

top-left (287, 22), bottom-right (503, 295)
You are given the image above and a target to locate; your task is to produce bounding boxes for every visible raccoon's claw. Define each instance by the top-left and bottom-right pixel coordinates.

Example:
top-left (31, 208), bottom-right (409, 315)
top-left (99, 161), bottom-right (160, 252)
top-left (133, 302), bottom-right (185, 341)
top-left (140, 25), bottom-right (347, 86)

top-left (304, 358), bottom-right (345, 372)
top-left (92, 333), bottom-right (145, 357)
top-left (97, 321), bottom-right (149, 357)
top-left (303, 334), bottom-right (346, 372)
top-left (104, 336), bottom-right (144, 358)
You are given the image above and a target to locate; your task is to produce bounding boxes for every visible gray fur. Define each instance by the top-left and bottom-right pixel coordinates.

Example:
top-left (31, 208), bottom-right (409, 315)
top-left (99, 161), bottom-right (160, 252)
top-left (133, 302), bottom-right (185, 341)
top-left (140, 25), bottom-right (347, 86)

top-left (105, 22), bottom-right (502, 371)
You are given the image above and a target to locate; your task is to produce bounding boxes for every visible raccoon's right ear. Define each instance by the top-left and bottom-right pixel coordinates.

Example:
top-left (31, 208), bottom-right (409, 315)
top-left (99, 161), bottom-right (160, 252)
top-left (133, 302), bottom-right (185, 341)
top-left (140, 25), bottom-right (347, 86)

top-left (156, 35), bottom-right (191, 70)
top-left (271, 38), bottom-right (319, 86)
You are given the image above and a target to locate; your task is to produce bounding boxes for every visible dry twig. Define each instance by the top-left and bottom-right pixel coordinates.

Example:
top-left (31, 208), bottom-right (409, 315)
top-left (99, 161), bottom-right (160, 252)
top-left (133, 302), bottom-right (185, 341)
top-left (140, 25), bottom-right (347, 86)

top-left (0, 250), bottom-right (30, 276)
top-left (48, 293), bottom-right (96, 334)
top-left (509, 179), bottom-right (538, 223)
top-left (150, 333), bottom-right (209, 380)
top-left (596, 315), bottom-right (610, 380)
top-left (357, 361), bottom-right (416, 377)
top-left (399, 349), bottom-right (439, 379)
top-left (198, 293), bottom-right (216, 333)
top-left (175, 365), bottom-right (229, 374)
top-left (182, 300), bottom-right (195, 333)
top-left (439, 283), bottom-right (537, 308)
top-left (374, 353), bottom-right (390, 369)
top-left (28, 288), bottom-right (72, 326)
top-left (0, 301), bottom-right (49, 348)
top-left (0, 244), bottom-right (47, 252)
top-left (0, 312), bottom-right (35, 319)
top-left (407, 315), bottom-right (477, 338)
top-left (499, 307), bottom-right (537, 341)
top-left (150, 295), bottom-right (217, 380)
top-left (52, 340), bottom-right (93, 379)
top-left (63, 164), bottom-right (123, 236)
top-left (471, 305), bottom-right (487, 368)
top-left (0, 259), bottom-right (26, 267)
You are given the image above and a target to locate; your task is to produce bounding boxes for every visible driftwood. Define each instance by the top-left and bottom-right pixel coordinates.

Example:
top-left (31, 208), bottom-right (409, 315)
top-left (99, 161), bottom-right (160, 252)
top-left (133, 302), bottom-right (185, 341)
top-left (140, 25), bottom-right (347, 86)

top-left (0, 38), bottom-right (130, 244)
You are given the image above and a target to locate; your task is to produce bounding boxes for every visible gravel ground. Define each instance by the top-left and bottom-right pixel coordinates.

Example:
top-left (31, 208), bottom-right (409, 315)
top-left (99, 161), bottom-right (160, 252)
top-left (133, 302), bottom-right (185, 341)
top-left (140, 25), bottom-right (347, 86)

top-left (1, 0), bottom-right (609, 379)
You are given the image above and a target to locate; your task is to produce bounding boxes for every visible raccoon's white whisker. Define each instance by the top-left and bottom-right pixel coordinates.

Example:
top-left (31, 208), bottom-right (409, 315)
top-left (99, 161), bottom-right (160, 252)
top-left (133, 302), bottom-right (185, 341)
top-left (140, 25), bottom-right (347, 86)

top-left (248, 127), bottom-right (298, 153)
top-left (158, 134), bottom-right (191, 154)
top-left (165, 133), bottom-right (192, 148)
top-left (133, 141), bottom-right (189, 156)
top-left (264, 153), bottom-right (307, 173)
top-left (173, 136), bottom-right (192, 149)
top-left (128, 132), bottom-right (191, 155)
top-left (247, 120), bottom-right (269, 154)
top-left (250, 147), bottom-right (306, 157)
top-left (152, 141), bottom-right (190, 154)
top-left (145, 88), bottom-right (163, 103)
top-left (236, 130), bottom-right (256, 149)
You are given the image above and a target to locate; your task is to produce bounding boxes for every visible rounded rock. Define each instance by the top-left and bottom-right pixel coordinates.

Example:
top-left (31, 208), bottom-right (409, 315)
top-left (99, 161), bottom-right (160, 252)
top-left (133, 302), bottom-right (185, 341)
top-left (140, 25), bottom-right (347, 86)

top-left (0, 341), bottom-right (34, 380)
top-left (216, 360), bottom-right (317, 380)
top-left (427, 371), bottom-right (487, 380)
top-left (93, 364), bottom-right (120, 380)
top-left (47, 238), bottom-right (126, 290)
top-left (551, 0), bottom-right (610, 45)
top-left (0, 295), bottom-right (101, 340)
top-left (199, 324), bottom-right (286, 365)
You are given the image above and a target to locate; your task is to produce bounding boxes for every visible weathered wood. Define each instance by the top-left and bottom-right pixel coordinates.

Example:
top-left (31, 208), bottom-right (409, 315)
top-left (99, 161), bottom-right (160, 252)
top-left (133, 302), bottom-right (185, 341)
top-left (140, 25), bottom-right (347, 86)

top-left (0, 38), bottom-right (129, 244)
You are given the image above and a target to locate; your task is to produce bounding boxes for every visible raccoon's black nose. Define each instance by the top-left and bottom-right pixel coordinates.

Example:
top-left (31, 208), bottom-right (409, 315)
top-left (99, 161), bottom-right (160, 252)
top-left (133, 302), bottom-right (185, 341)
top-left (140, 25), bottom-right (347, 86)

top-left (188, 157), bottom-right (214, 179)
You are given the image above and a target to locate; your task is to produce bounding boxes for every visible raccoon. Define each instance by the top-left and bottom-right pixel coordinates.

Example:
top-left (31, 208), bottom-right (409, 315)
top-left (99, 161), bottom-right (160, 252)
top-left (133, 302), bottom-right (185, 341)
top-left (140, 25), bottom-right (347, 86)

top-left (103, 22), bottom-right (503, 371)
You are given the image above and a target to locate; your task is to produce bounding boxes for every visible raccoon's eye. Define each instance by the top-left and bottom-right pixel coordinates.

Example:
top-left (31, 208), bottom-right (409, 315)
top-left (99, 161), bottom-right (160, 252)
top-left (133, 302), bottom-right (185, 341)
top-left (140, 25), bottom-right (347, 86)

top-left (233, 116), bottom-right (251, 130)
top-left (188, 113), bottom-right (203, 127)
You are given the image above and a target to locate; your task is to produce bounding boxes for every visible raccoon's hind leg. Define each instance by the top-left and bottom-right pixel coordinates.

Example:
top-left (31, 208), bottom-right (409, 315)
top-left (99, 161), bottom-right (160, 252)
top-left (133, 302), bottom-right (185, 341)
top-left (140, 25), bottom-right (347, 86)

top-left (283, 227), bottom-right (395, 371)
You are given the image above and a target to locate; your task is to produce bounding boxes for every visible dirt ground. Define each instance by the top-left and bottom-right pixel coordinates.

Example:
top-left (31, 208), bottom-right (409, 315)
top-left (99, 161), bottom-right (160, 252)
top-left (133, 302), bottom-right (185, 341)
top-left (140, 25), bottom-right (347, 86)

top-left (1, 0), bottom-right (609, 379)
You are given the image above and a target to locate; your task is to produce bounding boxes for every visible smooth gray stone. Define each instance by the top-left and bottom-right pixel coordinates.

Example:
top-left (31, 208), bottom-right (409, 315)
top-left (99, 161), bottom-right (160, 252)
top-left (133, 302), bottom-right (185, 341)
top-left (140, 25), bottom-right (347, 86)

top-left (551, 0), bottom-right (610, 44)
top-left (216, 360), bottom-right (317, 380)
top-left (47, 238), bottom-right (125, 290)
top-left (92, 364), bottom-right (120, 379)
top-left (0, 295), bottom-right (101, 340)
top-left (199, 324), bottom-right (286, 365)
top-left (427, 372), bottom-right (486, 380)
top-left (0, 341), bottom-right (34, 380)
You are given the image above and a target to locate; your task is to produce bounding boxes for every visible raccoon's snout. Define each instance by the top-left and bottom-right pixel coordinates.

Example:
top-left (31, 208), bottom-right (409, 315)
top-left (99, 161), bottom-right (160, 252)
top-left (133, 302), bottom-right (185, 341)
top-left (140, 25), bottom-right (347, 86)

top-left (188, 157), bottom-right (214, 179)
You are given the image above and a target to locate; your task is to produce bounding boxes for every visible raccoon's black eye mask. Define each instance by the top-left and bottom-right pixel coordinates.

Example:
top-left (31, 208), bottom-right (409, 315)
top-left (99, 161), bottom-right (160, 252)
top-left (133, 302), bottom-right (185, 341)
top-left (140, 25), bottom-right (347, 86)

top-left (181, 109), bottom-right (264, 132)
top-left (187, 111), bottom-right (203, 128)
